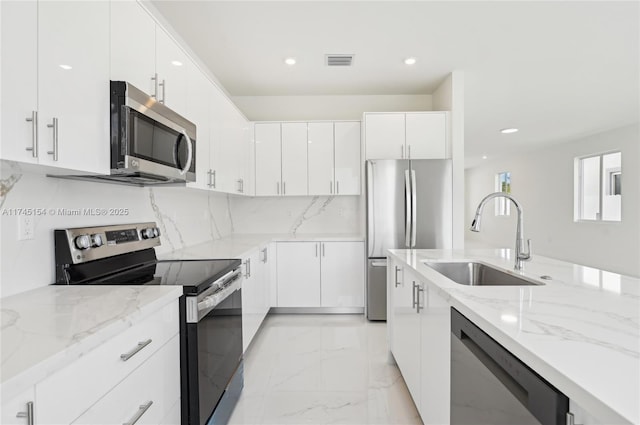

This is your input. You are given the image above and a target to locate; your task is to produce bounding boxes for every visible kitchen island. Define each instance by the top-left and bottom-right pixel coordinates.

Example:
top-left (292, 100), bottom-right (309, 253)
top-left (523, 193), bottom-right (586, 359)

top-left (387, 248), bottom-right (639, 424)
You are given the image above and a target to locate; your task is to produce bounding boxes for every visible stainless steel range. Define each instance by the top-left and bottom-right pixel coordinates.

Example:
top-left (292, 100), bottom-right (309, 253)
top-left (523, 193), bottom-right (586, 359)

top-left (54, 222), bottom-right (243, 425)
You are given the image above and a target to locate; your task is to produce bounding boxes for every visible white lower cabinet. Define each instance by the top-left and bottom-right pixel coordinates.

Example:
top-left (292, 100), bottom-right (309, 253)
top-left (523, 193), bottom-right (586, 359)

top-left (387, 259), bottom-right (456, 425)
top-left (242, 244), bottom-right (273, 352)
top-left (72, 335), bottom-right (180, 425)
top-left (276, 241), bottom-right (364, 308)
top-left (33, 300), bottom-right (179, 424)
top-left (1, 386), bottom-right (35, 425)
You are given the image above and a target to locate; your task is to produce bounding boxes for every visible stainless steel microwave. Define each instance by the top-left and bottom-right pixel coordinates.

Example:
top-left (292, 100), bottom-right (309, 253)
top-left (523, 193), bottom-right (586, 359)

top-left (49, 81), bottom-right (197, 186)
top-left (108, 81), bottom-right (196, 185)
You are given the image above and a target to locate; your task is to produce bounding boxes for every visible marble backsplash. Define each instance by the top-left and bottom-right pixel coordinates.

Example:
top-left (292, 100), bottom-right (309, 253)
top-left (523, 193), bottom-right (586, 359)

top-left (0, 161), bottom-right (364, 297)
top-left (0, 161), bottom-right (234, 297)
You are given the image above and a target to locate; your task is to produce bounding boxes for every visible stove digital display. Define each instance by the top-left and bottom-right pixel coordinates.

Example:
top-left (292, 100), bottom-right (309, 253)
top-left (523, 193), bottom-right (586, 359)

top-left (105, 229), bottom-right (139, 244)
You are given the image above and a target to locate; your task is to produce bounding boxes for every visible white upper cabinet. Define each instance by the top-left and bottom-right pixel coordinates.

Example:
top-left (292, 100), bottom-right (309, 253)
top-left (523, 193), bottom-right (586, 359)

top-left (110, 0), bottom-right (156, 94)
top-left (405, 112), bottom-right (447, 159)
top-left (37, 1), bottom-right (110, 173)
top-left (364, 113), bottom-right (405, 160)
top-left (0, 0), bottom-right (38, 164)
top-left (155, 27), bottom-right (189, 116)
top-left (281, 123), bottom-right (308, 196)
top-left (186, 61), bottom-right (212, 191)
top-left (334, 121), bottom-right (361, 195)
top-left (255, 123), bottom-right (282, 196)
top-left (364, 112), bottom-right (448, 160)
top-left (307, 122), bottom-right (334, 195)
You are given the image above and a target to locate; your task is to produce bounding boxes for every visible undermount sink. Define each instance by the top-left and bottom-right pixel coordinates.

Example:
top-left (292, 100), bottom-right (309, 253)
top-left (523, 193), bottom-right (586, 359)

top-left (422, 261), bottom-right (543, 286)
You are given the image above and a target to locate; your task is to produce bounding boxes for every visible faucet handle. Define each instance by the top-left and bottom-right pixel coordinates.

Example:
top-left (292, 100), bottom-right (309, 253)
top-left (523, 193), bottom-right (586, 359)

top-left (521, 239), bottom-right (532, 261)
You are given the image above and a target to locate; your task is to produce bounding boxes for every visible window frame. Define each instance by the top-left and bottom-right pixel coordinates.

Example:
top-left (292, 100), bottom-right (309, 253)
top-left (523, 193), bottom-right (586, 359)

top-left (574, 150), bottom-right (622, 223)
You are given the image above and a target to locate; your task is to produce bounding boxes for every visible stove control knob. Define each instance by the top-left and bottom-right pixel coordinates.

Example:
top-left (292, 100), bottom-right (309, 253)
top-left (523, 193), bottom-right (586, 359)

top-left (91, 234), bottom-right (103, 248)
top-left (153, 227), bottom-right (160, 238)
top-left (142, 228), bottom-right (155, 239)
top-left (74, 235), bottom-right (91, 250)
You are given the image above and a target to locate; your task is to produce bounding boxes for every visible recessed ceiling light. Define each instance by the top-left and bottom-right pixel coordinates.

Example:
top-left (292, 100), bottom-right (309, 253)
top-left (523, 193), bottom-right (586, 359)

top-left (171, 60), bottom-right (183, 67)
top-left (404, 57), bottom-right (417, 65)
top-left (59, 64), bottom-right (72, 70)
top-left (482, 155), bottom-right (488, 160)
top-left (284, 57), bottom-right (296, 66)
top-left (500, 128), bottom-right (519, 134)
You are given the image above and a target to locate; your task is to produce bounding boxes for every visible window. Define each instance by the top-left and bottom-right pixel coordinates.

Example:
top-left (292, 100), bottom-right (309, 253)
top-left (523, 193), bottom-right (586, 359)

top-left (575, 151), bottom-right (621, 221)
top-left (495, 171), bottom-right (511, 216)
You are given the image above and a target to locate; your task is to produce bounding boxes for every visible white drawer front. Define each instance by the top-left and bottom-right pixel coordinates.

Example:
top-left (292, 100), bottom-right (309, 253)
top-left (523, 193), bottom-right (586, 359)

top-left (1, 386), bottom-right (35, 425)
top-left (72, 334), bottom-right (180, 425)
top-left (36, 300), bottom-right (178, 424)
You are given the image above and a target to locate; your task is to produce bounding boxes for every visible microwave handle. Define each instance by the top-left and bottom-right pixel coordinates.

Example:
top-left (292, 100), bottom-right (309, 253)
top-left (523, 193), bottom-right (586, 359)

top-left (179, 129), bottom-right (193, 176)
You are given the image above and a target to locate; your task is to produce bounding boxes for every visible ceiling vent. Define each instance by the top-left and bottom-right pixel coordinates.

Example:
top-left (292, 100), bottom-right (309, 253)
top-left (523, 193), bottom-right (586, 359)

top-left (326, 54), bottom-right (354, 67)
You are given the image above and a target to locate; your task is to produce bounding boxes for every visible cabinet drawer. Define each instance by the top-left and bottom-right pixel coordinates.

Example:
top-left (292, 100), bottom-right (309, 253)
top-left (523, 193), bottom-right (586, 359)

top-left (72, 335), bottom-right (180, 425)
top-left (36, 301), bottom-right (178, 424)
top-left (1, 386), bottom-right (35, 425)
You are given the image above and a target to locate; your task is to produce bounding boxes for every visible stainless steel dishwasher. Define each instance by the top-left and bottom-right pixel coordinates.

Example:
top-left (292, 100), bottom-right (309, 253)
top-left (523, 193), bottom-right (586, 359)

top-left (451, 308), bottom-right (569, 425)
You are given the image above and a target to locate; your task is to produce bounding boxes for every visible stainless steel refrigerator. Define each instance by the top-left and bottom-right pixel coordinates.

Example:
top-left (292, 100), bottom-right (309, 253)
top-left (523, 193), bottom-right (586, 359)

top-left (366, 159), bottom-right (453, 320)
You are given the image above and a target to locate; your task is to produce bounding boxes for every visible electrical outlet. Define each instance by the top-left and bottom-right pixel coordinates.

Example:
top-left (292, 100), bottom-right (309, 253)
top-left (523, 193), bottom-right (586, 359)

top-left (18, 216), bottom-right (35, 240)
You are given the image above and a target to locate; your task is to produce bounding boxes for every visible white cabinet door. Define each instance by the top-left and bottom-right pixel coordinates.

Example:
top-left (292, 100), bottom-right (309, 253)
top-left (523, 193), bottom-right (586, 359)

top-left (37, 1), bottom-right (110, 173)
top-left (209, 86), bottom-right (231, 192)
top-left (242, 249), bottom-right (262, 352)
top-left (155, 27), bottom-right (189, 116)
top-left (276, 242), bottom-right (320, 307)
top-left (320, 242), bottom-right (364, 307)
top-left (364, 113), bottom-right (405, 160)
top-left (307, 122), bottom-right (334, 195)
top-left (234, 111), bottom-right (252, 195)
top-left (420, 282), bottom-right (451, 424)
top-left (405, 112), bottom-right (447, 159)
top-left (110, 0), bottom-right (156, 96)
top-left (281, 123), bottom-right (308, 196)
top-left (186, 61), bottom-right (212, 190)
top-left (392, 267), bottom-right (421, 406)
top-left (254, 123), bottom-right (281, 196)
top-left (71, 335), bottom-right (180, 425)
top-left (334, 121), bottom-right (361, 195)
top-left (1, 386), bottom-right (35, 425)
top-left (0, 0), bottom-right (38, 164)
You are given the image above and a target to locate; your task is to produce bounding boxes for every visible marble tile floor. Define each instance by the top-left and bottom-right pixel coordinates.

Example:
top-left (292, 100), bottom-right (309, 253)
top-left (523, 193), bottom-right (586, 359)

top-left (228, 314), bottom-right (422, 425)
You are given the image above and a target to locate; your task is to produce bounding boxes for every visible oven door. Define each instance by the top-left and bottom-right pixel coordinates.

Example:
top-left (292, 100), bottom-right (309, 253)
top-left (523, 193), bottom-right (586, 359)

top-left (122, 106), bottom-right (196, 182)
top-left (181, 282), bottom-right (243, 425)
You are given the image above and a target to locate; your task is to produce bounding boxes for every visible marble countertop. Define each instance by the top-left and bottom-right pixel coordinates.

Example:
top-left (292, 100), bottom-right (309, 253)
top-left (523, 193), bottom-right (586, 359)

top-left (388, 248), bottom-right (640, 424)
top-left (161, 233), bottom-right (364, 260)
top-left (0, 285), bottom-right (182, 401)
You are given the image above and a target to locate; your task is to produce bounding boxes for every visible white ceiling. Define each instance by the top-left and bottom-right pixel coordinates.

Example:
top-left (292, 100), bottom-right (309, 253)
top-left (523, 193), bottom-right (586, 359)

top-left (151, 1), bottom-right (639, 167)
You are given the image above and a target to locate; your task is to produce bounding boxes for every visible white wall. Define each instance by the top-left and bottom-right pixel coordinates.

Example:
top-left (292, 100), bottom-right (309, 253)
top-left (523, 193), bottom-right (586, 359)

top-left (232, 94), bottom-right (432, 121)
top-left (465, 124), bottom-right (639, 277)
top-left (0, 161), bottom-right (235, 298)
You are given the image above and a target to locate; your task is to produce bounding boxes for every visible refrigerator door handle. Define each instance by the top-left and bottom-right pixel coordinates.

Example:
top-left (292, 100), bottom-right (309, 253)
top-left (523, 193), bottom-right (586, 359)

top-left (404, 170), bottom-right (411, 247)
top-left (411, 169), bottom-right (417, 247)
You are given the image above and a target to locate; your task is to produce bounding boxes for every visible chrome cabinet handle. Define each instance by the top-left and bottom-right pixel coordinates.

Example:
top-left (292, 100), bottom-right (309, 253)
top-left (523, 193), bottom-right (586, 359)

top-left (46, 117), bottom-right (59, 161)
top-left (322, 243), bottom-right (325, 257)
top-left (401, 145), bottom-right (404, 159)
top-left (261, 247), bottom-right (268, 263)
top-left (237, 179), bottom-right (243, 193)
top-left (241, 178), bottom-right (244, 193)
top-left (416, 285), bottom-right (424, 313)
top-left (247, 258), bottom-right (251, 277)
top-left (336, 181), bottom-right (340, 194)
top-left (283, 181), bottom-right (286, 195)
top-left (207, 170), bottom-right (212, 187)
top-left (408, 144), bottom-right (411, 159)
top-left (394, 266), bottom-right (402, 287)
top-left (330, 181), bottom-right (333, 194)
top-left (120, 339), bottom-right (152, 361)
top-left (16, 401), bottom-right (34, 425)
top-left (277, 181), bottom-right (280, 195)
top-left (212, 170), bottom-right (216, 188)
top-left (412, 282), bottom-right (417, 308)
top-left (25, 111), bottom-right (38, 157)
top-left (123, 401), bottom-right (153, 425)
top-left (159, 79), bottom-right (166, 104)
top-left (315, 243), bottom-right (318, 257)
top-left (151, 73), bottom-right (158, 99)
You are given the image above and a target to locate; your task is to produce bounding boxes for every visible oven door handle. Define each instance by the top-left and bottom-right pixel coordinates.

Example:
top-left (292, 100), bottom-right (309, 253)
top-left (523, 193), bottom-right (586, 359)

top-left (196, 278), bottom-right (241, 321)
